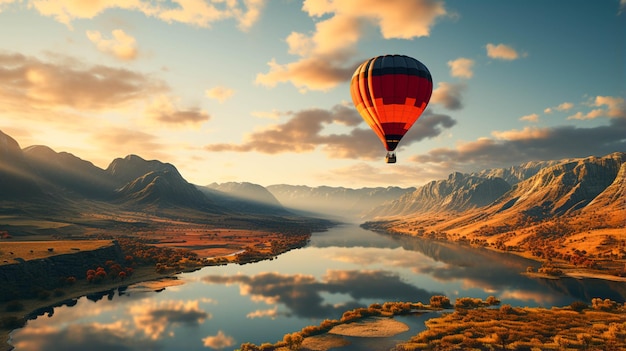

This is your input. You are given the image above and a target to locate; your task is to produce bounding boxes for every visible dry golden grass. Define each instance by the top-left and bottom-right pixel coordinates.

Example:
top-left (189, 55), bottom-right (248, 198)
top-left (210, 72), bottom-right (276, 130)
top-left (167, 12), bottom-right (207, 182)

top-left (0, 240), bottom-right (114, 265)
top-left (397, 304), bottom-right (626, 351)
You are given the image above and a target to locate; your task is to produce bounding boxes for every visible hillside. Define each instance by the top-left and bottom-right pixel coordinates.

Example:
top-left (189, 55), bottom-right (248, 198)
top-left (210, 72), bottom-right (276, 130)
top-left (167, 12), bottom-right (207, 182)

top-left (369, 172), bottom-right (511, 217)
top-left (267, 184), bottom-right (415, 219)
top-left (364, 152), bottom-right (626, 270)
top-left (0, 130), bottom-right (329, 237)
top-left (199, 182), bottom-right (291, 215)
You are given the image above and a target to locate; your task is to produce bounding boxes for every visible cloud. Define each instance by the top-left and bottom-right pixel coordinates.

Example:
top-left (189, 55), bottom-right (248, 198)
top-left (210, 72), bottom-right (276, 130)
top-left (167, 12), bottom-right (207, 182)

top-left (544, 102), bottom-right (574, 114)
top-left (256, 56), bottom-right (357, 92)
top-left (91, 127), bottom-right (170, 162)
top-left (620, 0), bottom-right (626, 15)
top-left (319, 161), bottom-right (451, 187)
top-left (431, 82), bottom-right (466, 110)
top-left (0, 51), bottom-right (166, 111)
top-left (129, 299), bottom-right (210, 340)
top-left (519, 113), bottom-right (539, 122)
top-left (28, 0), bottom-right (267, 31)
top-left (567, 96), bottom-right (625, 120)
top-left (86, 29), bottom-right (138, 61)
top-left (204, 104), bottom-right (365, 154)
top-left (593, 95), bottom-right (625, 118)
top-left (203, 105), bottom-right (456, 160)
top-left (202, 330), bottom-right (235, 349)
top-left (486, 43), bottom-right (522, 60)
top-left (447, 57), bottom-right (474, 79)
top-left (205, 86), bottom-right (235, 103)
top-left (202, 269), bottom-right (437, 318)
top-left (10, 322), bottom-right (158, 351)
top-left (0, 0), bottom-right (16, 12)
top-left (409, 115), bottom-right (626, 171)
top-left (303, 0), bottom-right (447, 39)
top-left (145, 95), bottom-right (210, 126)
top-left (256, 0), bottom-right (447, 91)
top-left (246, 306), bottom-right (278, 319)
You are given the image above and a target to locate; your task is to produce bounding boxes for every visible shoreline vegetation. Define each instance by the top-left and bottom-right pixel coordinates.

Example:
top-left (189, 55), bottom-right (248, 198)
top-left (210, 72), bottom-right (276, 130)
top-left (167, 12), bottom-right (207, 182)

top-left (1, 223), bottom-right (624, 351)
top-left (361, 222), bottom-right (626, 283)
top-left (236, 296), bottom-right (626, 351)
top-left (0, 226), bottom-right (314, 351)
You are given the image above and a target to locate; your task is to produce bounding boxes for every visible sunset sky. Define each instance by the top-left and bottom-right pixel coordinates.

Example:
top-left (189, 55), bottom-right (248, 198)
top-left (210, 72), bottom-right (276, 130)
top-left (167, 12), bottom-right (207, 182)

top-left (1, 0), bottom-right (624, 188)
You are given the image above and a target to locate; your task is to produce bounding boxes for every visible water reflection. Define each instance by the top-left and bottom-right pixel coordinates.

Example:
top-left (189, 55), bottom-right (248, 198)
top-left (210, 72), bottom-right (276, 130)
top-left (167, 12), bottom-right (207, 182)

top-left (202, 269), bottom-right (439, 319)
top-left (9, 223), bottom-right (626, 351)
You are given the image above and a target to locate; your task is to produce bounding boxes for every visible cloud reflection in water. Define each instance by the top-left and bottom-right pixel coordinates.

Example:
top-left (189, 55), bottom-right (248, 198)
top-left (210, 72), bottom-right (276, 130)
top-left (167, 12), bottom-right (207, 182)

top-left (202, 269), bottom-right (439, 319)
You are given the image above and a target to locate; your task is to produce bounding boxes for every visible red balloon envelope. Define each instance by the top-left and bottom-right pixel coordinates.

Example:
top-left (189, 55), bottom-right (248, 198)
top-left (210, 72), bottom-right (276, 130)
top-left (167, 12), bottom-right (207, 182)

top-left (350, 55), bottom-right (433, 162)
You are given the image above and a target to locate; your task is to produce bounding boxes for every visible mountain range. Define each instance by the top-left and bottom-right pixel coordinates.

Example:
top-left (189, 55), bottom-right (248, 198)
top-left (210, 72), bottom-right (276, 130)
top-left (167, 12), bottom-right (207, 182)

top-left (1, 130), bottom-right (624, 254)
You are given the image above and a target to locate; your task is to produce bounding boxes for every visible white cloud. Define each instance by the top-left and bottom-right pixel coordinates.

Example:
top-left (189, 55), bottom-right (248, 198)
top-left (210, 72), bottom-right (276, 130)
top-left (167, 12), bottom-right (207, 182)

top-left (257, 0), bottom-right (447, 91)
top-left (86, 29), bottom-right (138, 61)
top-left (28, 0), bottom-right (267, 31)
top-left (205, 86), bottom-right (235, 103)
top-left (594, 96), bottom-right (625, 118)
top-left (567, 96), bottom-right (625, 120)
top-left (447, 57), bottom-right (474, 79)
top-left (519, 113), bottom-right (539, 122)
top-left (246, 306), bottom-right (278, 319)
top-left (145, 95), bottom-right (210, 126)
top-left (486, 43), bottom-right (521, 60)
top-left (431, 82), bottom-right (466, 110)
top-left (555, 102), bottom-right (574, 111)
top-left (202, 330), bottom-right (235, 349)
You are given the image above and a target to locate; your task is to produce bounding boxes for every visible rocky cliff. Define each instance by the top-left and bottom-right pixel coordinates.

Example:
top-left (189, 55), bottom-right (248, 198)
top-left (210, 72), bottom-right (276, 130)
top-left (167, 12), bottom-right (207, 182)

top-left (370, 172), bottom-right (511, 217)
top-left (0, 242), bottom-right (123, 301)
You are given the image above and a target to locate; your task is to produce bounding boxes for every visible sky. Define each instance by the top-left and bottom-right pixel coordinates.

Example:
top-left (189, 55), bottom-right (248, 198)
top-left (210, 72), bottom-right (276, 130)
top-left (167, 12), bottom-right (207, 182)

top-left (0, 0), bottom-right (624, 188)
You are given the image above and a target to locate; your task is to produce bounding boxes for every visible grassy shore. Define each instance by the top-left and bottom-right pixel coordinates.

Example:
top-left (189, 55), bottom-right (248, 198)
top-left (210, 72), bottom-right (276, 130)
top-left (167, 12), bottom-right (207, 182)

top-left (247, 297), bottom-right (626, 351)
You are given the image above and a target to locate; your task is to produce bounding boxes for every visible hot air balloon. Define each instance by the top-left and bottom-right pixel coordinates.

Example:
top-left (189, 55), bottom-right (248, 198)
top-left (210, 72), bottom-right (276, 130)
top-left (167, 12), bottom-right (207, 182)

top-left (350, 55), bottom-right (433, 163)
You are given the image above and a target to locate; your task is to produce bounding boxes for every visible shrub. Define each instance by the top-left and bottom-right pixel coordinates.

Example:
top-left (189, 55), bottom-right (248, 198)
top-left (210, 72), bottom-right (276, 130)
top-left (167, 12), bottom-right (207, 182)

top-left (486, 295), bottom-right (501, 306)
top-left (430, 295), bottom-right (452, 309)
top-left (569, 301), bottom-right (588, 312)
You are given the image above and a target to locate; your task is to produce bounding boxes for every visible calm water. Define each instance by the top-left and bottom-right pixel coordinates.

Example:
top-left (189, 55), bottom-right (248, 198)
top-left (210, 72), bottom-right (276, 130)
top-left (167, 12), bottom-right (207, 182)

top-left (10, 223), bottom-right (626, 350)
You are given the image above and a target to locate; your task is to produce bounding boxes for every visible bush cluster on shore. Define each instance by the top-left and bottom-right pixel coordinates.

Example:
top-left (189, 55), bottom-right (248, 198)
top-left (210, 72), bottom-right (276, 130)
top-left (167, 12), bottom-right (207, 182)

top-left (237, 296), bottom-right (625, 351)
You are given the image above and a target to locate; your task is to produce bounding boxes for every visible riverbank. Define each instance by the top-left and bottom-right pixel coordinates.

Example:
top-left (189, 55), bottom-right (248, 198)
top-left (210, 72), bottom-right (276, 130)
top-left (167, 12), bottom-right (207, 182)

top-left (0, 225), bottom-right (317, 351)
top-left (0, 265), bottom-right (181, 351)
top-left (257, 297), bottom-right (625, 351)
top-left (363, 223), bottom-right (626, 283)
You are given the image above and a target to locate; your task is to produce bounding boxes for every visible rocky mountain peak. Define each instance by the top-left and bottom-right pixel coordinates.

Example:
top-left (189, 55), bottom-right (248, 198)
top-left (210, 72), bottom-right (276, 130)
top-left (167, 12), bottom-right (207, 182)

top-left (106, 154), bottom-right (180, 185)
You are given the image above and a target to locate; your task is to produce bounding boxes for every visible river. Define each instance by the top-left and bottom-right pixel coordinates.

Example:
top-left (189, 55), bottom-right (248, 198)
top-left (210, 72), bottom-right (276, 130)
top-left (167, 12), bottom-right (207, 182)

top-left (9, 223), bottom-right (626, 350)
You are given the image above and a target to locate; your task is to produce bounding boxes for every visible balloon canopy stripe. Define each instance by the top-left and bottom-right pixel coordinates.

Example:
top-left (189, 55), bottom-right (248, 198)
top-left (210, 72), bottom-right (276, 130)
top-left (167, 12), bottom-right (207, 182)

top-left (350, 55), bottom-right (432, 154)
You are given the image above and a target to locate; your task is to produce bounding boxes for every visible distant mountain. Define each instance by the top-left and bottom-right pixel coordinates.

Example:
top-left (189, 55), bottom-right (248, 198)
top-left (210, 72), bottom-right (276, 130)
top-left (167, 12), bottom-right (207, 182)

top-left (200, 182), bottom-right (290, 215)
top-left (267, 185), bottom-right (415, 219)
top-left (106, 154), bottom-right (179, 186)
top-left (0, 131), bottom-right (223, 213)
top-left (489, 152), bottom-right (626, 220)
top-left (114, 170), bottom-right (212, 209)
top-left (0, 131), bottom-right (43, 198)
top-left (370, 172), bottom-right (511, 217)
top-left (23, 145), bottom-right (116, 199)
top-left (471, 160), bottom-right (564, 185)
top-left (206, 182), bottom-right (283, 207)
